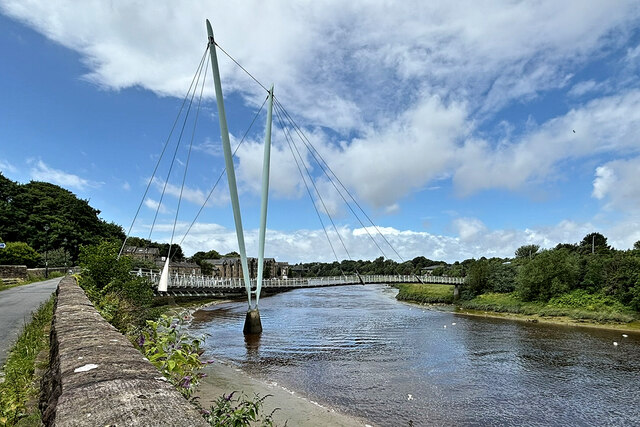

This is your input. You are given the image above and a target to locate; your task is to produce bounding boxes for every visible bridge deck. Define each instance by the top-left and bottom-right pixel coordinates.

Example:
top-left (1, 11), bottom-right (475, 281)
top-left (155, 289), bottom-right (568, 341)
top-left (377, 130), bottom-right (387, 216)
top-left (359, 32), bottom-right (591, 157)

top-left (133, 270), bottom-right (464, 297)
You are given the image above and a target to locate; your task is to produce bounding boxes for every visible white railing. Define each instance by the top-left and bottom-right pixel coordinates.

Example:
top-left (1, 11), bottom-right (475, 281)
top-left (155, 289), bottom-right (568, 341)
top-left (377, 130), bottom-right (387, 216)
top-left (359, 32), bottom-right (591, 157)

top-left (132, 269), bottom-right (464, 291)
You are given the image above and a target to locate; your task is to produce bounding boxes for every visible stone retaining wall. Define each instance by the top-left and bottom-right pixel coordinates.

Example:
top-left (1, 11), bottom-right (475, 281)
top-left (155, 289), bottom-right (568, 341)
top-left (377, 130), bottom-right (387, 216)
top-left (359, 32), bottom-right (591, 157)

top-left (40, 276), bottom-right (208, 426)
top-left (0, 264), bottom-right (28, 280)
top-left (27, 267), bottom-right (80, 278)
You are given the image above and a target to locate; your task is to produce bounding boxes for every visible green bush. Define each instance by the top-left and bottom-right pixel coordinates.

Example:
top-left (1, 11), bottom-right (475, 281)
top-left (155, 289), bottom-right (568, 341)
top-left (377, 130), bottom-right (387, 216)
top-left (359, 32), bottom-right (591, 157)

top-left (203, 392), bottom-right (276, 427)
top-left (138, 314), bottom-right (205, 399)
top-left (516, 249), bottom-right (581, 302)
top-left (0, 242), bottom-right (41, 268)
top-left (77, 240), bottom-right (153, 334)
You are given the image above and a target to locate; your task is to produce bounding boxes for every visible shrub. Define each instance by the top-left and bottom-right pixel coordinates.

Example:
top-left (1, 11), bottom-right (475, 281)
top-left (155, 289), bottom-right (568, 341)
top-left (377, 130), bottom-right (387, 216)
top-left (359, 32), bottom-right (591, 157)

top-left (516, 249), bottom-right (581, 302)
top-left (138, 314), bottom-right (205, 399)
top-left (203, 392), bottom-right (276, 427)
top-left (0, 241), bottom-right (41, 267)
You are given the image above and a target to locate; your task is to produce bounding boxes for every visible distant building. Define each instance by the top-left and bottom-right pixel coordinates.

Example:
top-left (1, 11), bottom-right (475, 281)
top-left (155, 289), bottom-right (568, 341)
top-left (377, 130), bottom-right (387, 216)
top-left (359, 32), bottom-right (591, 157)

top-left (155, 260), bottom-right (202, 275)
top-left (203, 257), bottom-right (288, 279)
top-left (122, 246), bottom-right (160, 262)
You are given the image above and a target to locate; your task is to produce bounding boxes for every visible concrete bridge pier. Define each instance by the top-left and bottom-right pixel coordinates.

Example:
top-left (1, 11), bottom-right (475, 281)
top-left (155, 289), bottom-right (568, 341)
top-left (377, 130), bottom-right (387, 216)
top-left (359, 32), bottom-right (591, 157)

top-left (453, 284), bottom-right (460, 301)
top-left (243, 309), bottom-right (263, 334)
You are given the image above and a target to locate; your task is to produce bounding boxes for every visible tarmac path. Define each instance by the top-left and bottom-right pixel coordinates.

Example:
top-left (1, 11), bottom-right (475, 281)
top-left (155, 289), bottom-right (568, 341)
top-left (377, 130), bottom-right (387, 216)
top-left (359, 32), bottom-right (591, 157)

top-left (0, 277), bottom-right (61, 369)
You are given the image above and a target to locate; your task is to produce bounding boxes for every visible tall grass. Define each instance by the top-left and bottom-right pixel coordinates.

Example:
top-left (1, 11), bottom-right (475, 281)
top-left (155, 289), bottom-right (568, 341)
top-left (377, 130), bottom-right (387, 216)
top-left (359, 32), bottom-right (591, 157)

top-left (460, 290), bottom-right (637, 323)
top-left (395, 283), bottom-right (455, 304)
top-left (0, 296), bottom-right (55, 426)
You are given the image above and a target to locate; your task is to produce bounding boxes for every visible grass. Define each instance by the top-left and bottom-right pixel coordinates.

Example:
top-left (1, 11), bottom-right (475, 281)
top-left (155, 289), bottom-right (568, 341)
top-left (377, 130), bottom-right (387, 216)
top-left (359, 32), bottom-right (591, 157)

top-left (394, 284), bottom-right (637, 324)
top-left (395, 283), bottom-right (455, 304)
top-left (0, 272), bottom-right (64, 293)
top-left (460, 290), bottom-right (637, 323)
top-left (0, 295), bottom-right (55, 426)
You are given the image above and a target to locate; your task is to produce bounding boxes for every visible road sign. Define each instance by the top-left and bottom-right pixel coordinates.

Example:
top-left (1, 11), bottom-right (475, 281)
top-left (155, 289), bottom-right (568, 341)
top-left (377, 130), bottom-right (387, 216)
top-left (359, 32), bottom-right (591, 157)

top-left (0, 243), bottom-right (5, 249)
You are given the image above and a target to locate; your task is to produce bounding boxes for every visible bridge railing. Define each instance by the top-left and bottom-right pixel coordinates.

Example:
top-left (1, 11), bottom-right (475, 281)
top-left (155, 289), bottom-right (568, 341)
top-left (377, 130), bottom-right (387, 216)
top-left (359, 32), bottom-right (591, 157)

top-left (131, 269), bottom-right (465, 290)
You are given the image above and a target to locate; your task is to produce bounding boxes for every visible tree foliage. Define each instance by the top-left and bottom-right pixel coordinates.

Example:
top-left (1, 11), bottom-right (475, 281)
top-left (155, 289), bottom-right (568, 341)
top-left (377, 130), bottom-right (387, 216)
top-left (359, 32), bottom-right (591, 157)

top-left (0, 241), bottom-right (41, 267)
top-left (515, 244), bottom-right (540, 259)
top-left (0, 173), bottom-right (125, 263)
top-left (516, 249), bottom-right (582, 302)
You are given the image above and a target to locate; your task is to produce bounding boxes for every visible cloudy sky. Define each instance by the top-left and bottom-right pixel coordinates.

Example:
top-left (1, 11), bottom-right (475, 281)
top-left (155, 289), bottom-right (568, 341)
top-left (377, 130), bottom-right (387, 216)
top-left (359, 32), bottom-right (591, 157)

top-left (1, 1), bottom-right (640, 263)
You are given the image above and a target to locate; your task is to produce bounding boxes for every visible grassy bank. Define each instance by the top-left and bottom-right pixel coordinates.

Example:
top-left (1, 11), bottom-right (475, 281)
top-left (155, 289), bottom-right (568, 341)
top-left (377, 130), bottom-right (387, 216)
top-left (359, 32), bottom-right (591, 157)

top-left (460, 290), bottom-right (637, 323)
top-left (395, 283), bottom-right (455, 304)
top-left (0, 296), bottom-right (55, 426)
top-left (395, 284), bottom-right (639, 325)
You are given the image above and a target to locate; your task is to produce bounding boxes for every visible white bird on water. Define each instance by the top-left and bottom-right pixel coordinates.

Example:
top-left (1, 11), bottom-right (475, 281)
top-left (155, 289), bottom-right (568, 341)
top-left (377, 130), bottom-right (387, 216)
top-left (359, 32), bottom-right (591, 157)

top-left (613, 342), bottom-right (619, 346)
top-left (407, 394), bottom-right (414, 401)
top-left (622, 334), bottom-right (628, 338)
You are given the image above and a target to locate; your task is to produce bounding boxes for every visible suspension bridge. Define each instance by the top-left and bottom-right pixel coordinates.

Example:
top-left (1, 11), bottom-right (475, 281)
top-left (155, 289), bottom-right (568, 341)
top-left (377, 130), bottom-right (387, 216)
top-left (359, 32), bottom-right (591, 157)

top-left (120, 19), bottom-right (451, 334)
top-left (134, 269), bottom-right (464, 297)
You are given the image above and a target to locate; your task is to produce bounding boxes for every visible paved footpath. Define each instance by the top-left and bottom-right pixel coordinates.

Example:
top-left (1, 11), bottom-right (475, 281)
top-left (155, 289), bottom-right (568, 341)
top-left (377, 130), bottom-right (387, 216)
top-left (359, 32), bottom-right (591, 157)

top-left (0, 277), bottom-right (62, 369)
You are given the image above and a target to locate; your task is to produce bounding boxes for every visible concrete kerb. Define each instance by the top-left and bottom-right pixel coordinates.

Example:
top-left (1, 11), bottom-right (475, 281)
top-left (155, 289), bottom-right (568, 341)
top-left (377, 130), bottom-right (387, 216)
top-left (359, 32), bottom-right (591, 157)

top-left (40, 276), bottom-right (208, 426)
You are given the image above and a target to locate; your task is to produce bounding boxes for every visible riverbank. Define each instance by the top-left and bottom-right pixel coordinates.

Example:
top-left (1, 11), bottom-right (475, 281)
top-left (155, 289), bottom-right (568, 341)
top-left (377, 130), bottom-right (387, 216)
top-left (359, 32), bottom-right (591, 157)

top-left (196, 361), bottom-right (373, 427)
top-left (396, 284), bottom-right (640, 334)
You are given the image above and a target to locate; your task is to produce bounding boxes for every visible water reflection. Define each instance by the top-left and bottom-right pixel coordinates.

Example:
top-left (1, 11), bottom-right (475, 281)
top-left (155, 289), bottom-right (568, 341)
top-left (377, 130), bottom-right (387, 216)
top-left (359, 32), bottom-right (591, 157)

top-left (244, 333), bottom-right (261, 361)
top-left (190, 285), bottom-right (640, 426)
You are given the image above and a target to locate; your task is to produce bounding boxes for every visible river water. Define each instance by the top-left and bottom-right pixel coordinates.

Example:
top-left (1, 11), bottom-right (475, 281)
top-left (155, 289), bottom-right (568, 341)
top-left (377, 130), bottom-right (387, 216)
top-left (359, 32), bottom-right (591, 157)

top-left (190, 284), bottom-right (640, 426)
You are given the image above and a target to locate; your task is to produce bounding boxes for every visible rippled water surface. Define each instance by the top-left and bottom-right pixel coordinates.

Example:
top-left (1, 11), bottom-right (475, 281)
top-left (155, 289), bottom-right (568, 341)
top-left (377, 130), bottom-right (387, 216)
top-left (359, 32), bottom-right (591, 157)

top-left (190, 285), bottom-right (640, 426)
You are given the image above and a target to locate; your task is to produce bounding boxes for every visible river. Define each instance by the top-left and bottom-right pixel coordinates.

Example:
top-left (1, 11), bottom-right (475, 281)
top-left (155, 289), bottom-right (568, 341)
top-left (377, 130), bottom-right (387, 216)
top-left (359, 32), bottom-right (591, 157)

top-left (190, 284), bottom-right (640, 426)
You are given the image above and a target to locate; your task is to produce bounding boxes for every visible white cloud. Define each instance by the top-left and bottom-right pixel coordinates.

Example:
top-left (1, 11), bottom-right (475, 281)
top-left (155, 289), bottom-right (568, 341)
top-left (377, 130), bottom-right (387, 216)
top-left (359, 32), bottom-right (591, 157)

top-left (321, 94), bottom-right (468, 208)
top-left (2, 0), bottom-right (637, 129)
top-left (592, 157), bottom-right (640, 211)
top-left (144, 198), bottom-right (168, 214)
top-left (122, 181), bottom-right (131, 191)
top-left (150, 177), bottom-right (229, 207)
top-left (140, 215), bottom-right (625, 264)
top-left (29, 160), bottom-right (97, 191)
top-left (0, 159), bottom-right (17, 174)
top-left (452, 218), bottom-right (488, 241)
top-left (235, 138), bottom-right (305, 199)
top-left (568, 80), bottom-right (601, 97)
top-left (453, 90), bottom-right (640, 195)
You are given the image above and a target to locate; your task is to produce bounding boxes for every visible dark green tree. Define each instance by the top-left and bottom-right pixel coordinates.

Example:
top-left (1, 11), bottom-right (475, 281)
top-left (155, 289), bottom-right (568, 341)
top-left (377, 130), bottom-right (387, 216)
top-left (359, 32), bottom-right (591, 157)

top-left (514, 244), bottom-right (540, 259)
top-left (578, 232), bottom-right (610, 255)
top-left (0, 173), bottom-right (125, 262)
top-left (0, 242), bottom-right (41, 267)
top-left (516, 248), bottom-right (581, 301)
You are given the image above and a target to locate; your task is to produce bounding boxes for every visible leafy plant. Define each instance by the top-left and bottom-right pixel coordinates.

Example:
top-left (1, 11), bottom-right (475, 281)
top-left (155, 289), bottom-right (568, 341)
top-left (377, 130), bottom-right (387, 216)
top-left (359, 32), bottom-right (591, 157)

top-left (138, 314), bottom-right (205, 399)
top-left (202, 392), bottom-right (277, 427)
top-left (0, 241), bottom-right (41, 267)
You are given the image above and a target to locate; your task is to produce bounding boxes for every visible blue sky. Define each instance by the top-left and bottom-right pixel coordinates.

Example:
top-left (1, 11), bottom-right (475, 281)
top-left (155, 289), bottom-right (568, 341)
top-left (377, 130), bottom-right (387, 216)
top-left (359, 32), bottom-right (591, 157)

top-left (1, 1), bottom-right (640, 263)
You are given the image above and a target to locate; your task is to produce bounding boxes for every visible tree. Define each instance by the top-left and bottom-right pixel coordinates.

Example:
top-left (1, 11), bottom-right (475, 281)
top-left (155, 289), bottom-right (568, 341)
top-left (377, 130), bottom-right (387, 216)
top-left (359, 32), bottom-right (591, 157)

top-left (515, 244), bottom-right (540, 259)
top-left (578, 232), bottom-right (610, 255)
top-left (516, 248), bottom-right (581, 301)
top-left (189, 249), bottom-right (222, 276)
top-left (223, 251), bottom-right (240, 258)
top-left (634, 240), bottom-right (640, 251)
top-left (45, 248), bottom-right (72, 267)
top-left (0, 241), bottom-right (41, 267)
top-left (465, 259), bottom-right (491, 296)
top-left (0, 173), bottom-right (125, 261)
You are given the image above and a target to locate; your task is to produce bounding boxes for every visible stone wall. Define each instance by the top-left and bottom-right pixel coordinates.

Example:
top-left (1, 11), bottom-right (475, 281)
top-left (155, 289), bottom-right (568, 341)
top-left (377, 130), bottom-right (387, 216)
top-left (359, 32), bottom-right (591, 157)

top-left (27, 267), bottom-right (80, 278)
top-left (40, 276), bottom-right (208, 426)
top-left (0, 265), bottom-right (27, 280)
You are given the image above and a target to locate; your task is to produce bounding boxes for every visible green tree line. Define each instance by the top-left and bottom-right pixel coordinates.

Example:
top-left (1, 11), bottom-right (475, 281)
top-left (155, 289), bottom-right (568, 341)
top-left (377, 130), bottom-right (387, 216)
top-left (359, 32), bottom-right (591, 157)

top-left (464, 233), bottom-right (640, 311)
top-left (0, 172), bottom-right (124, 265)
